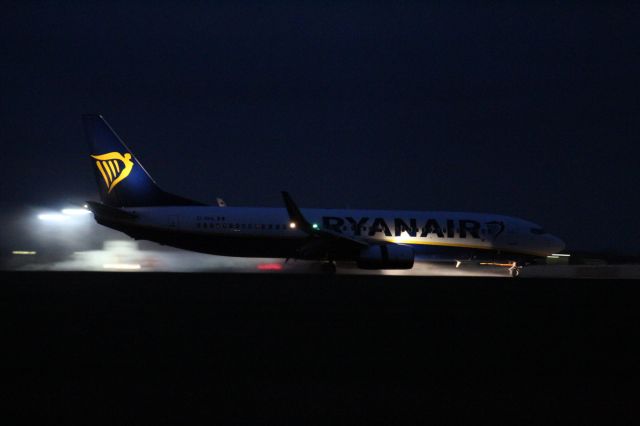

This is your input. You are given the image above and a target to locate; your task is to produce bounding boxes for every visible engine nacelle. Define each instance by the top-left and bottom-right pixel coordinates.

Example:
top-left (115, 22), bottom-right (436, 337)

top-left (356, 244), bottom-right (414, 270)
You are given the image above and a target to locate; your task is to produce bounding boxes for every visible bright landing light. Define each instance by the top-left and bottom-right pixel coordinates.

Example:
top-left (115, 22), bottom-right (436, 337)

top-left (61, 208), bottom-right (91, 216)
top-left (38, 207), bottom-right (91, 222)
top-left (38, 213), bottom-right (68, 222)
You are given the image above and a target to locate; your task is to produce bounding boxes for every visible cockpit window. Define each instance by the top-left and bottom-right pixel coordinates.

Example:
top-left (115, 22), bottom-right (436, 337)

top-left (530, 227), bottom-right (545, 235)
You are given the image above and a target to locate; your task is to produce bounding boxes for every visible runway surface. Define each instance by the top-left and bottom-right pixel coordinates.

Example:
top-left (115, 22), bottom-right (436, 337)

top-left (4, 272), bottom-right (640, 423)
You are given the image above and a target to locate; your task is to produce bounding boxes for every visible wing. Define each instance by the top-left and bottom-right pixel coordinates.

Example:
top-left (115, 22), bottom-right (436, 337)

top-left (281, 191), bottom-right (377, 259)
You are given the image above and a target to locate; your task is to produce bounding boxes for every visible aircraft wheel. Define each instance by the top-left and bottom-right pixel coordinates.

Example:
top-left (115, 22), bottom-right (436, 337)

top-left (321, 262), bottom-right (337, 274)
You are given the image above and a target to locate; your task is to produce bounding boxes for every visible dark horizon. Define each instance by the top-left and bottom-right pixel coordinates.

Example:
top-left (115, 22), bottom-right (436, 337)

top-left (2, 2), bottom-right (639, 253)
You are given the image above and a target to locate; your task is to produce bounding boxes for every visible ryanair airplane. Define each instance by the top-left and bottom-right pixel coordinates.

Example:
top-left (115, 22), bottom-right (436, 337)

top-left (84, 115), bottom-right (565, 276)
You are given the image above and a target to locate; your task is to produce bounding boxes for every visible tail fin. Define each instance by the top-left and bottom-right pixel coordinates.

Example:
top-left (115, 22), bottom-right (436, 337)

top-left (83, 114), bottom-right (205, 207)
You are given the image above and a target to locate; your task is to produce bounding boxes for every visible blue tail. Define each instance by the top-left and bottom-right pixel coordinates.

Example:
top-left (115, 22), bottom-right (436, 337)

top-left (83, 114), bottom-right (205, 207)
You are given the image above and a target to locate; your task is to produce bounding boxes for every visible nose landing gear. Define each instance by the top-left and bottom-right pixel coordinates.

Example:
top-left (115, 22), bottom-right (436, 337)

top-left (508, 262), bottom-right (522, 278)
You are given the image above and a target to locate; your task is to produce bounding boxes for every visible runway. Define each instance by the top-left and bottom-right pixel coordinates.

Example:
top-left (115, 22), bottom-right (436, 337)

top-left (8, 238), bottom-right (639, 278)
top-left (4, 272), bottom-right (640, 423)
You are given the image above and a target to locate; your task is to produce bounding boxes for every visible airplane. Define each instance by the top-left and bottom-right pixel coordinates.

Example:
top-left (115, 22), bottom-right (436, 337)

top-left (83, 114), bottom-right (565, 277)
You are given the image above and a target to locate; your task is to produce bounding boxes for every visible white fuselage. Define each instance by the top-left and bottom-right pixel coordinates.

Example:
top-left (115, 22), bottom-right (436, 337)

top-left (114, 206), bottom-right (564, 261)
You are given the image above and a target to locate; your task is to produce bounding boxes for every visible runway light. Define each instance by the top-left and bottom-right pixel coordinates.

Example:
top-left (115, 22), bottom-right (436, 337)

top-left (12, 251), bottom-right (36, 255)
top-left (289, 222), bottom-right (296, 229)
top-left (257, 263), bottom-right (283, 271)
top-left (38, 213), bottom-right (68, 222)
top-left (103, 263), bottom-right (141, 270)
top-left (62, 208), bottom-right (91, 216)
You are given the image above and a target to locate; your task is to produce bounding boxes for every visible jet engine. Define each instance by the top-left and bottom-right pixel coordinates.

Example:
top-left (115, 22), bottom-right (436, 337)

top-left (356, 244), bottom-right (414, 269)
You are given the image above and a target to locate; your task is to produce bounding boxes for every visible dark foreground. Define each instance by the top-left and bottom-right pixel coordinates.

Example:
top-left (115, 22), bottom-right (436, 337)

top-left (4, 272), bottom-right (640, 423)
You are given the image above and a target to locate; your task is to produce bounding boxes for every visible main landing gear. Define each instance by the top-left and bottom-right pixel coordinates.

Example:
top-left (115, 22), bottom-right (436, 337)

top-left (321, 261), bottom-right (337, 274)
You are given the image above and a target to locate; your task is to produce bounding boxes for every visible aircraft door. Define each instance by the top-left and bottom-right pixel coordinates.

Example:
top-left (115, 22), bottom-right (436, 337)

top-left (505, 227), bottom-right (518, 246)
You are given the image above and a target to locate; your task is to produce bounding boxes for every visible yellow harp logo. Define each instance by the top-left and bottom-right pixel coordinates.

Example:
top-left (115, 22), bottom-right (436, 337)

top-left (91, 152), bottom-right (134, 193)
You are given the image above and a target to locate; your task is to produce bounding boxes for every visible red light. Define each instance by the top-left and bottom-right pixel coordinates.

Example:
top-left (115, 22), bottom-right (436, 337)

top-left (257, 263), bottom-right (283, 271)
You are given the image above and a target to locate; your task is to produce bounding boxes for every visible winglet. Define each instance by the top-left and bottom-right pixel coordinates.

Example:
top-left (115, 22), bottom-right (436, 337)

top-left (281, 191), bottom-right (313, 233)
top-left (281, 191), bottom-right (369, 251)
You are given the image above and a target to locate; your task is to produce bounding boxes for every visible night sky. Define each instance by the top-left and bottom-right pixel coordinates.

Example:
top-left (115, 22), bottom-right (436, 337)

top-left (2, 1), bottom-right (639, 253)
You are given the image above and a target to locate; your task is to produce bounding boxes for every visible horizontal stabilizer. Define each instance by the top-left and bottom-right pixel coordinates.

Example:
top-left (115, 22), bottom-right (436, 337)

top-left (86, 201), bottom-right (137, 220)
